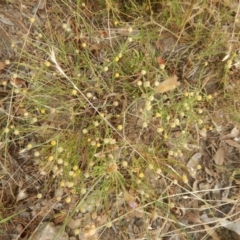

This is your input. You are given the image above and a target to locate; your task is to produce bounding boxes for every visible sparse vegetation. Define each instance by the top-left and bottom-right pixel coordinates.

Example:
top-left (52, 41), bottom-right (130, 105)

top-left (1, 0), bottom-right (240, 239)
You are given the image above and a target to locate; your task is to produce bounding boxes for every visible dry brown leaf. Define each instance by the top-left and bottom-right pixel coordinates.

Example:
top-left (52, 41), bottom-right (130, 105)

top-left (16, 224), bottom-right (24, 234)
top-left (54, 187), bottom-right (63, 198)
top-left (114, 27), bottom-right (140, 36)
top-left (187, 152), bottom-right (202, 178)
top-left (0, 61), bottom-right (6, 73)
top-left (96, 214), bottom-right (108, 226)
top-left (204, 167), bottom-right (216, 177)
top-left (150, 210), bottom-right (159, 224)
top-left (213, 147), bottom-right (225, 165)
top-left (54, 211), bottom-right (67, 225)
top-left (225, 139), bottom-right (240, 151)
top-left (201, 213), bottom-right (240, 237)
top-left (193, 180), bottom-right (198, 192)
top-left (67, 217), bottom-right (82, 229)
top-left (91, 211), bottom-right (97, 220)
top-left (156, 75), bottom-right (180, 93)
top-left (16, 189), bottom-right (28, 202)
top-left (203, 224), bottom-right (221, 240)
top-left (171, 204), bottom-right (186, 218)
top-left (10, 77), bottom-right (27, 88)
top-left (221, 127), bottom-right (239, 140)
top-left (82, 223), bottom-right (97, 238)
top-left (184, 212), bottom-right (202, 224)
top-left (31, 222), bottom-right (68, 240)
top-left (89, 43), bottom-right (101, 57)
top-left (32, 0), bottom-right (46, 13)
top-left (123, 190), bottom-right (137, 208)
top-left (0, 13), bottom-right (13, 25)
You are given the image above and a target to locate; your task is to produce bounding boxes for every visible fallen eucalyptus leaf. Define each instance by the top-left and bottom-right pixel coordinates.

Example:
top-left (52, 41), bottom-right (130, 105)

top-left (183, 212), bottom-right (201, 224)
top-left (0, 62), bottom-right (6, 72)
top-left (225, 139), bottom-right (240, 151)
top-left (213, 147), bottom-right (225, 165)
top-left (203, 223), bottom-right (221, 240)
top-left (82, 223), bottom-right (97, 238)
top-left (150, 210), bottom-right (159, 224)
top-left (199, 128), bottom-right (207, 138)
top-left (123, 190), bottom-right (137, 208)
top-left (32, 0), bottom-right (46, 13)
top-left (204, 167), bottom-right (215, 177)
top-left (91, 211), bottom-right (97, 220)
top-left (201, 213), bottom-right (240, 236)
top-left (67, 218), bottom-right (82, 230)
top-left (16, 189), bottom-right (28, 202)
top-left (221, 127), bottom-right (239, 140)
top-left (187, 153), bottom-right (202, 178)
top-left (156, 75), bottom-right (180, 93)
top-left (114, 27), bottom-right (140, 36)
top-left (30, 222), bottom-right (68, 240)
top-left (0, 13), bottom-right (13, 25)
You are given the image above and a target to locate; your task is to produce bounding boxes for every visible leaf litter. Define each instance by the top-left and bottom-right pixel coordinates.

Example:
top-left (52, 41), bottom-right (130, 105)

top-left (156, 74), bottom-right (180, 93)
top-left (1, 1), bottom-right (240, 240)
top-left (213, 147), bottom-right (225, 165)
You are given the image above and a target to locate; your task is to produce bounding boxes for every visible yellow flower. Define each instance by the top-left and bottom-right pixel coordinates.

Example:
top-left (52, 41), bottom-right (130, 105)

top-left (65, 197), bottom-right (71, 203)
top-left (182, 174), bottom-right (188, 184)
top-left (29, 17), bottom-right (35, 23)
top-left (117, 125), bottom-right (123, 130)
top-left (27, 144), bottom-right (32, 149)
top-left (48, 156), bottom-right (54, 161)
top-left (40, 109), bottom-right (46, 114)
top-left (44, 61), bottom-right (51, 67)
top-left (207, 95), bottom-right (212, 100)
top-left (51, 140), bottom-right (57, 146)
top-left (128, 27), bottom-right (133, 33)
top-left (122, 161), bottom-right (128, 167)
top-left (71, 89), bottom-right (77, 95)
top-left (37, 193), bottom-right (42, 199)
top-left (196, 95), bottom-right (202, 101)
top-left (139, 172), bottom-right (144, 178)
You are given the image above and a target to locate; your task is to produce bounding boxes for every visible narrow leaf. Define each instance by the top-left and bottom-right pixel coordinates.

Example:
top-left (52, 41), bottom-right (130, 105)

top-left (156, 75), bottom-right (180, 93)
top-left (213, 147), bottom-right (225, 165)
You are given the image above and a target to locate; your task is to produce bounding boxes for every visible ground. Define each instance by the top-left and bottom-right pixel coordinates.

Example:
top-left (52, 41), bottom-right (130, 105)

top-left (1, 0), bottom-right (240, 240)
